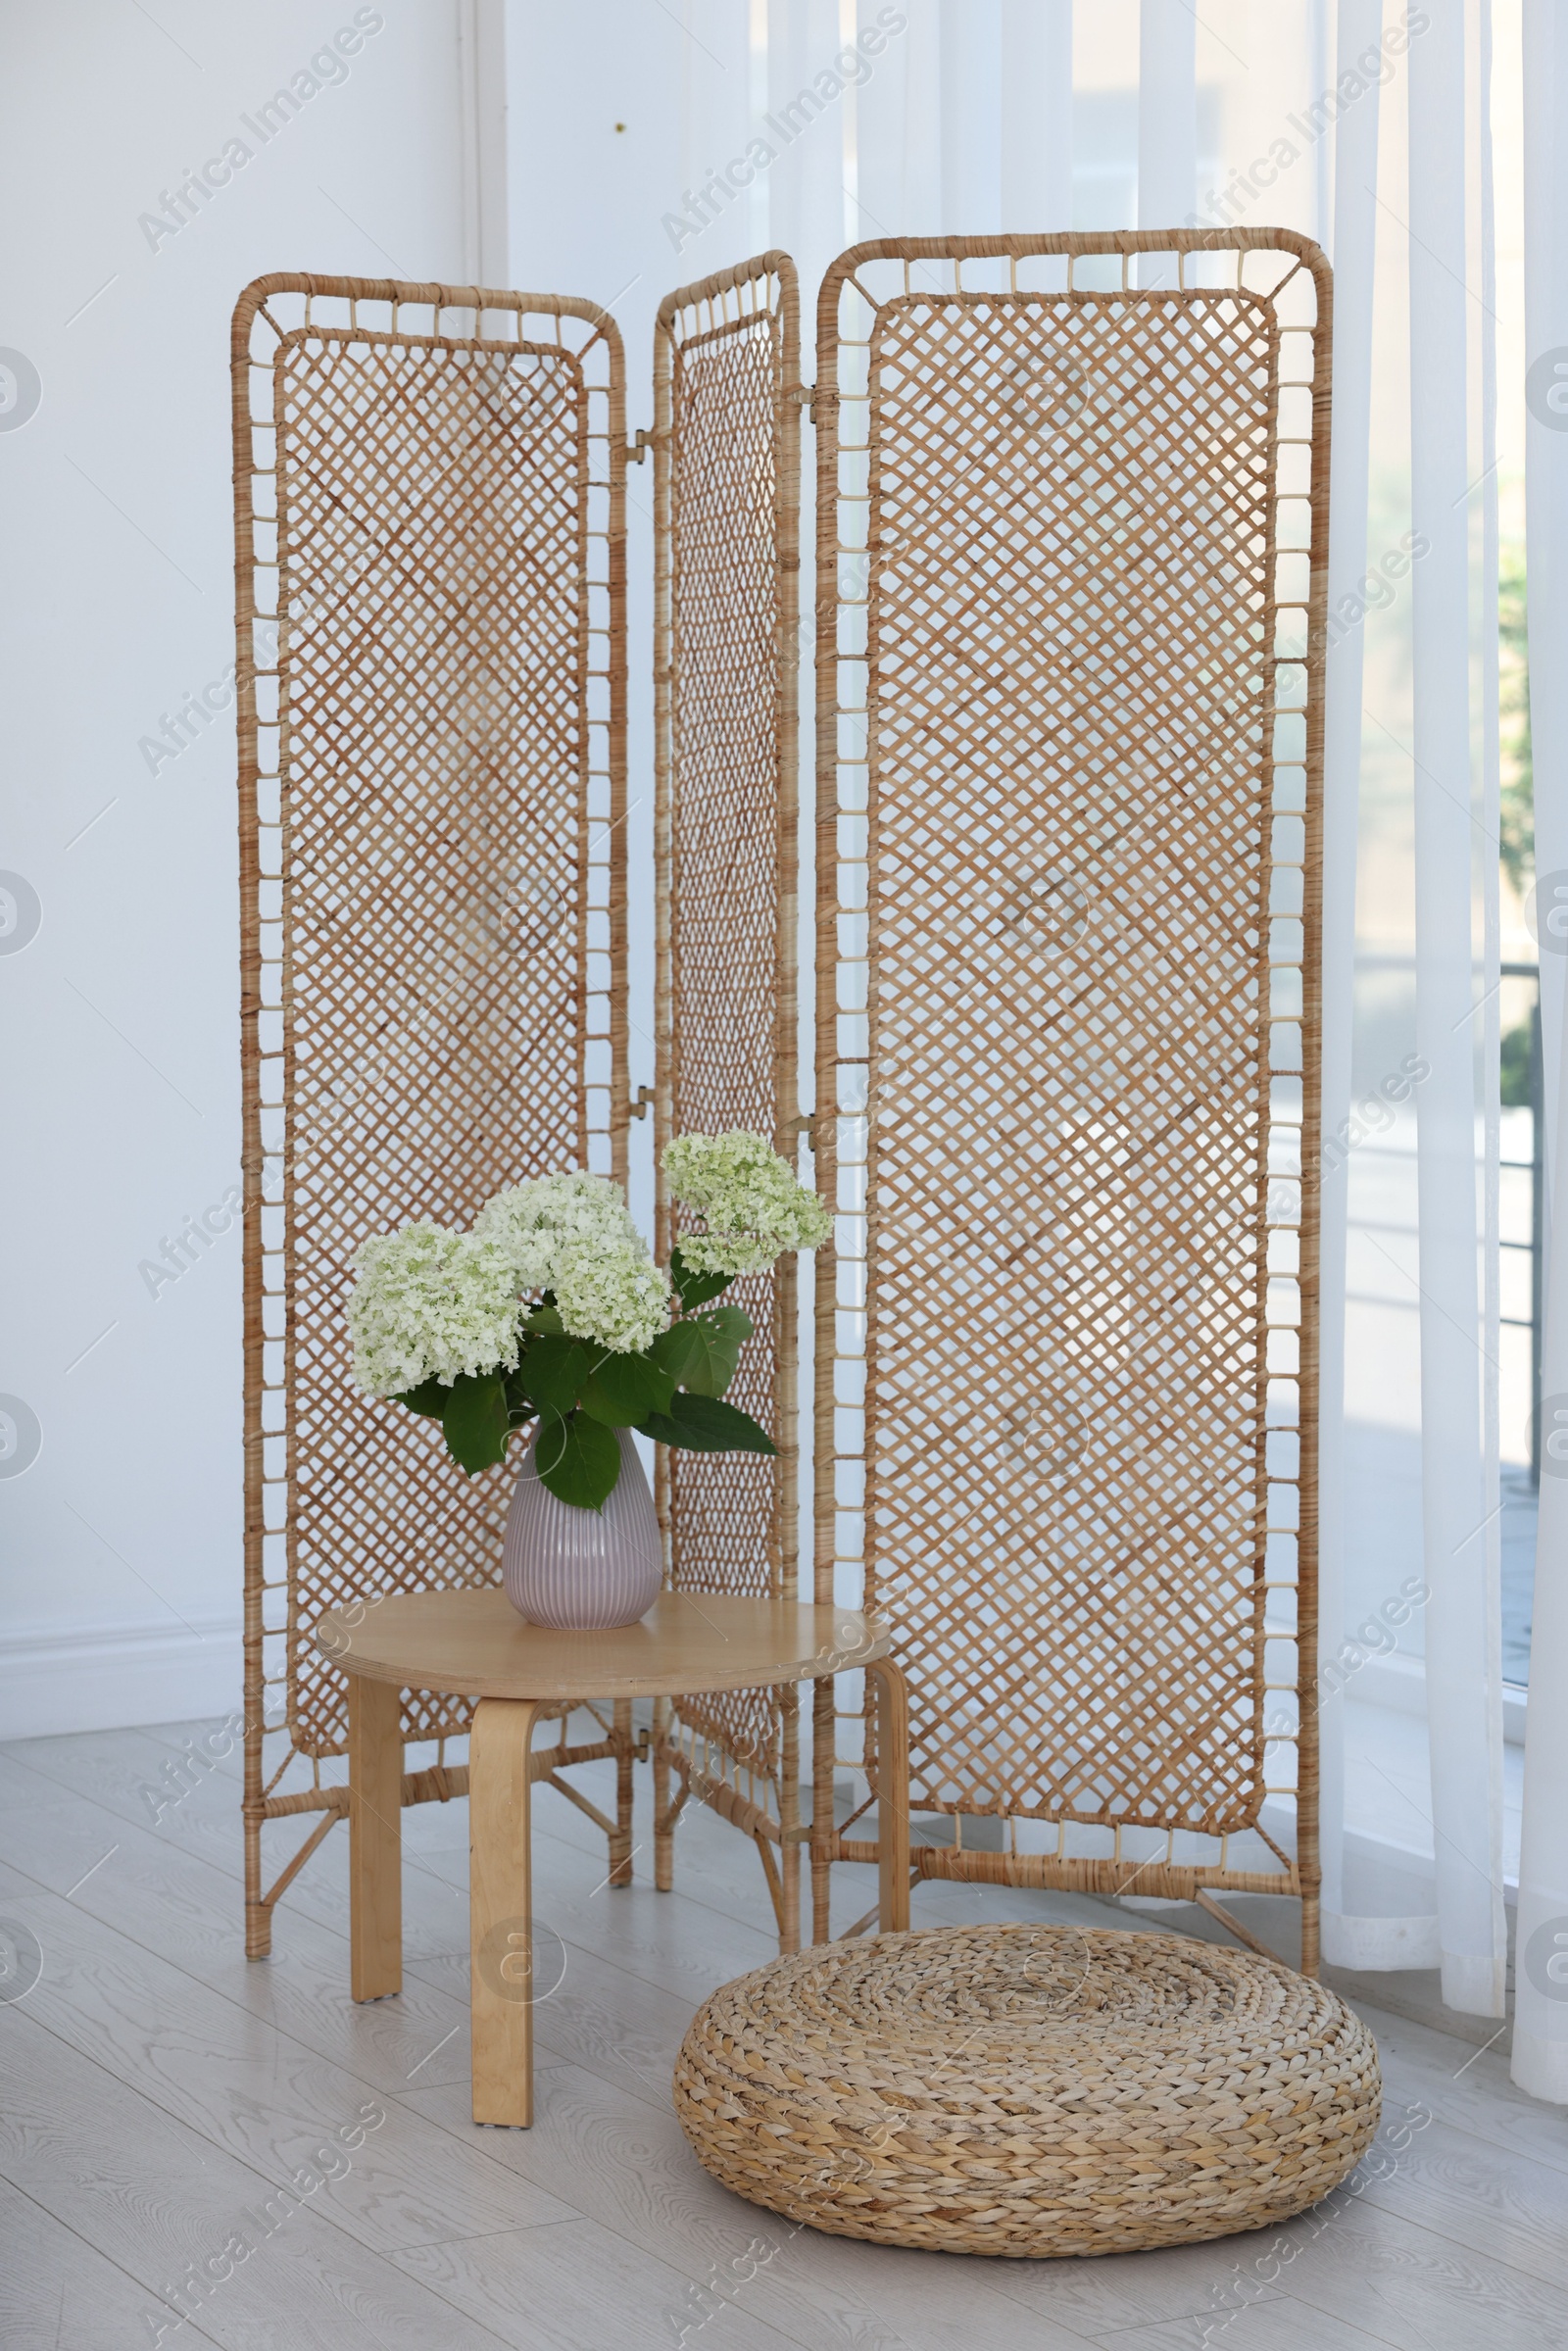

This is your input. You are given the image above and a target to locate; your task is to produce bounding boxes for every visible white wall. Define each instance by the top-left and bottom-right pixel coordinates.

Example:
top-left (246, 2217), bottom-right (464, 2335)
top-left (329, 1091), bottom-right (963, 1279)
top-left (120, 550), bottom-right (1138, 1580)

top-left (0, 1), bottom-right (466, 1736)
top-left (504, 0), bottom-right (761, 1261)
top-left (0, 0), bottom-right (794, 1739)
top-left (0, 0), bottom-right (850, 1739)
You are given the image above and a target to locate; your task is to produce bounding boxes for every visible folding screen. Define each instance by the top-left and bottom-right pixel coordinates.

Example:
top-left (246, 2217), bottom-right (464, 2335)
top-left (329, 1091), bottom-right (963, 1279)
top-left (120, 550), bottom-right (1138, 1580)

top-left (233, 274), bottom-right (629, 1955)
top-left (650, 255), bottom-right (807, 1945)
top-left (810, 232), bottom-right (1329, 1967)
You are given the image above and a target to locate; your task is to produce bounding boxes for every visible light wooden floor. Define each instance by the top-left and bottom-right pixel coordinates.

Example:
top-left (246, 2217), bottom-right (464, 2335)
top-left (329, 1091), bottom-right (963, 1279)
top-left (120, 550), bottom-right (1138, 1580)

top-left (1, 1717), bottom-right (1565, 2351)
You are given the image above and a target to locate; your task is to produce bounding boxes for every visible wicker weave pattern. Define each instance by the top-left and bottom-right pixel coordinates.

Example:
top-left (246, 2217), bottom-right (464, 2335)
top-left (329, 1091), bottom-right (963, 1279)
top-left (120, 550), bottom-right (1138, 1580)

top-left (869, 285), bottom-right (1275, 1829)
top-left (813, 236), bottom-right (1327, 1947)
top-left (234, 275), bottom-right (628, 1951)
top-left (653, 257), bottom-right (804, 1939)
top-left (675, 1925), bottom-right (1379, 2257)
top-left (275, 325), bottom-right (600, 1754)
top-left (663, 302), bottom-right (791, 1622)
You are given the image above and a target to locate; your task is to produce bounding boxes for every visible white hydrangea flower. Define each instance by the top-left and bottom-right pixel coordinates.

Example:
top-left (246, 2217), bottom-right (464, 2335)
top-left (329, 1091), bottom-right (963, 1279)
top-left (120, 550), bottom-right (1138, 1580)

top-left (473, 1171), bottom-right (640, 1292)
top-left (663, 1130), bottom-right (832, 1279)
top-left (349, 1222), bottom-right (522, 1396)
top-left (552, 1234), bottom-right (671, 1355)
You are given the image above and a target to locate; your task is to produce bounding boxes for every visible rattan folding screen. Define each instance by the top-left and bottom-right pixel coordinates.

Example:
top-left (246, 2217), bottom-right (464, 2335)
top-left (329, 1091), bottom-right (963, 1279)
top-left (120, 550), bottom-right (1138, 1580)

top-left (236, 233), bottom-right (1327, 1976)
top-left (234, 274), bottom-right (630, 1955)
top-left (810, 232), bottom-right (1328, 1970)
top-left (650, 256), bottom-right (807, 1945)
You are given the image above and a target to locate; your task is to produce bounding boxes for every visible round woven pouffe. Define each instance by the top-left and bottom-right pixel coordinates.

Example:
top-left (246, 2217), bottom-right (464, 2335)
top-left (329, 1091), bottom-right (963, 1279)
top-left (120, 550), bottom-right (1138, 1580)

top-left (673, 1925), bottom-right (1380, 2258)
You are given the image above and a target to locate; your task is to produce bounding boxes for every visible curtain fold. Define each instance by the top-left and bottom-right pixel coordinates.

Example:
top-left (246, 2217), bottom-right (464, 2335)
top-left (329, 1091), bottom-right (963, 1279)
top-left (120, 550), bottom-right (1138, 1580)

top-left (1001, 0), bottom-right (1071, 233)
top-left (940, 0), bottom-right (1002, 233)
top-left (1319, 0), bottom-right (1407, 1975)
top-left (854, 0), bottom-right (906, 244)
top-left (1138, 0), bottom-right (1197, 228)
top-left (855, 0), bottom-right (940, 244)
top-left (1406, 0), bottom-right (1507, 2019)
top-left (1472, 0), bottom-right (1506, 2037)
top-left (1514, 0), bottom-right (1568, 2103)
top-left (1136, 0), bottom-right (1194, 296)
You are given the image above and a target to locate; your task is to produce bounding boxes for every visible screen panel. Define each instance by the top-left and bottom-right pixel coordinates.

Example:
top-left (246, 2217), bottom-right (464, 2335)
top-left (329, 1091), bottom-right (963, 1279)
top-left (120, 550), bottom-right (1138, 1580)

top-left (652, 253), bottom-right (804, 1943)
top-left (813, 232), bottom-right (1326, 1956)
top-left (235, 276), bottom-right (627, 1855)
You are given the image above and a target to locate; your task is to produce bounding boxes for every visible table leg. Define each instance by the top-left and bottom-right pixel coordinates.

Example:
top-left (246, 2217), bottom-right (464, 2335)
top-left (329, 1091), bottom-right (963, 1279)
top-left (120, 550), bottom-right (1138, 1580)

top-left (348, 1673), bottom-right (403, 2001)
top-left (653, 1695), bottom-right (674, 1892)
top-left (867, 1657), bottom-right (910, 1935)
top-left (611, 1696), bottom-right (635, 1887)
top-left (469, 1696), bottom-right (544, 2127)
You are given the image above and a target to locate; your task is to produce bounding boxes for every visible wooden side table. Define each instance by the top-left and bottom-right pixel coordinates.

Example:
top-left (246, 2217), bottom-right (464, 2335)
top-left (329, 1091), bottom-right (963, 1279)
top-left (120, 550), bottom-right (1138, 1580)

top-left (313, 1589), bottom-right (908, 2128)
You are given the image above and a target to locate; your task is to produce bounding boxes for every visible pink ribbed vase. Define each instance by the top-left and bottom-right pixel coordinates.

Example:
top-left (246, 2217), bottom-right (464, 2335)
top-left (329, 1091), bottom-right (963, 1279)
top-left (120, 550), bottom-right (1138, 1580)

top-left (501, 1426), bottom-right (662, 1631)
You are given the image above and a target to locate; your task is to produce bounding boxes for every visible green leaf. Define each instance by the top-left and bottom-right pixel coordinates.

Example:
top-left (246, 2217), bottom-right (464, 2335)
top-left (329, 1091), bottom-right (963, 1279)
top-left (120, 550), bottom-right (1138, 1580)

top-left (502, 1371), bottom-right (540, 1428)
top-left (651, 1304), bottom-right (753, 1397)
top-left (579, 1350), bottom-right (675, 1428)
top-left (522, 1303), bottom-right (563, 1335)
top-left (669, 1246), bottom-right (732, 1311)
top-left (638, 1391), bottom-right (777, 1456)
top-left (533, 1408), bottom-right (622, 1510)
top-left (651, 1321), bottom-right (716, 1394)
top-left (514, 1332), bottom-right (592, 1415)
top-left (441, 1371), bottom-right (513, 1476)
top-left (701, 1301), bottom-right (754, 1349)
top-left (392, 1378), bottom-right (449, 1419)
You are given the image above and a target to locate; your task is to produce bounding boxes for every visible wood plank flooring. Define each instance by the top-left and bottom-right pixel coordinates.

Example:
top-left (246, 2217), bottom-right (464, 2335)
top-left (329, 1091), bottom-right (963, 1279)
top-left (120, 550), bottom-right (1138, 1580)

top-left (1, 1715), bottom-right (1563, 2350)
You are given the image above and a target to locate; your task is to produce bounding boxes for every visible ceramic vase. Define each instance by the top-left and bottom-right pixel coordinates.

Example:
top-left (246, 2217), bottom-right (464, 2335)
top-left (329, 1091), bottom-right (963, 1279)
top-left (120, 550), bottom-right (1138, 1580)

top-left (501, 1424), bottom-right (662, 1630)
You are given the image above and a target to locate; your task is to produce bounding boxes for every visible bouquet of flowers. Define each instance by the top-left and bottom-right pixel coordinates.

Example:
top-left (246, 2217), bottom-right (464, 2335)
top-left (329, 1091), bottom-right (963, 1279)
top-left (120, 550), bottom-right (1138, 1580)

top-left (348, 1131), bottom-right (830, 1511)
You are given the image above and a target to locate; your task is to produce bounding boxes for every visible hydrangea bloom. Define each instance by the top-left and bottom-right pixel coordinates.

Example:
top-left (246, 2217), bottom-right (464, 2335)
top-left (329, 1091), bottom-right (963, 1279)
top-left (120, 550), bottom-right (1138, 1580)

top-left (351, 1141), bottom-right (821, 1412)
top-left (349, 1223), bottom-right (522, 1396)
top-left (473, 1170), bottom-right (640, 1291)
top-left (664, 1130), bottom-right (832, 1279)
top-left (552, 1234), bottom-right (671, 1355)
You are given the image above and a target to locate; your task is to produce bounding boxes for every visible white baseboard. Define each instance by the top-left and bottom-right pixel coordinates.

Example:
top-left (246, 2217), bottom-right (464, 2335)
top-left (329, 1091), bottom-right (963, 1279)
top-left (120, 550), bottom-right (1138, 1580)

top-left (0, 1612), bottom-right (243, 1741)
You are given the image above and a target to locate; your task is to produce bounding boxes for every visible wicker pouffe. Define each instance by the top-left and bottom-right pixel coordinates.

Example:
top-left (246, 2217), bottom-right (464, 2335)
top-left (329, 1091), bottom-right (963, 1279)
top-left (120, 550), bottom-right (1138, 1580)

top-left (673, 1924), bottom-right (1380, 2258)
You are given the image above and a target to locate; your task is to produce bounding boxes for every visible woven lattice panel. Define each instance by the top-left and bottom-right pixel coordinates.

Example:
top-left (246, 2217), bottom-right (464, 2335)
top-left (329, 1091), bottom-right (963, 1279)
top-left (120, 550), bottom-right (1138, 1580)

top-left (654, 259), bottom-right (802, 1823)
top-left (814, 235), bottom-right (1326, 1936)
top-left (235, 277), bottom-right (626, 1778)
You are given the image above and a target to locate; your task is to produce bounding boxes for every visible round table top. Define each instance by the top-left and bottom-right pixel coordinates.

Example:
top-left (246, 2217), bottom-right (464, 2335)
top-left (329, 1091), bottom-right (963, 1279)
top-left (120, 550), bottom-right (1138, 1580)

top-left (312, 1589), bottom-right (890, 1703)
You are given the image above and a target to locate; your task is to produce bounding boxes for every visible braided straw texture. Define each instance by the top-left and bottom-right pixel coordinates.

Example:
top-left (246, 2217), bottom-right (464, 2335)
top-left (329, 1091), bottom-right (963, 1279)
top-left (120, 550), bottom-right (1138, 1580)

top-left (652, 255), bottom-right (805, 1943)
top-left (674, 1925), bottom-right (1379, 2258)
top-left (811, 233), bottom-right (1329, 1952)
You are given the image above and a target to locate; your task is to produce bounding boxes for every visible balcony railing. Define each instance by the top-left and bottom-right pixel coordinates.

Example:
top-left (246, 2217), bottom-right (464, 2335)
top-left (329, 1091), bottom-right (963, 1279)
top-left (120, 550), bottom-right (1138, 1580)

top-left (1500, 961), bottom-right (1543, 1487)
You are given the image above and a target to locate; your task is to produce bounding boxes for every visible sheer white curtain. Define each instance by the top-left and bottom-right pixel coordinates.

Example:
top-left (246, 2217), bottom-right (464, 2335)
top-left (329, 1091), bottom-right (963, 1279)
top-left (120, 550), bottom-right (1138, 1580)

top-left (940, 0), bottom-right (1001, 233)
top-left (1313, 1), bottom-right (1508, 2010)
top-left (858, 0), bottom-right (1074, 241)
top-left (1002, 1), bottom-right (1072, 231)
top-left (505, 0), bottom-right (1564, 2092)
top-left (1138, 0), bottom-right (1196, 225)
top-left (857, 1), bottom-right (940, 245)
top-left (1405, 0), bottom-right (1506, 2019)
top-left (1318, 0), bottom-right (1390, 1975)
top-left (1516, 0), bottom-right (1568, 2104)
